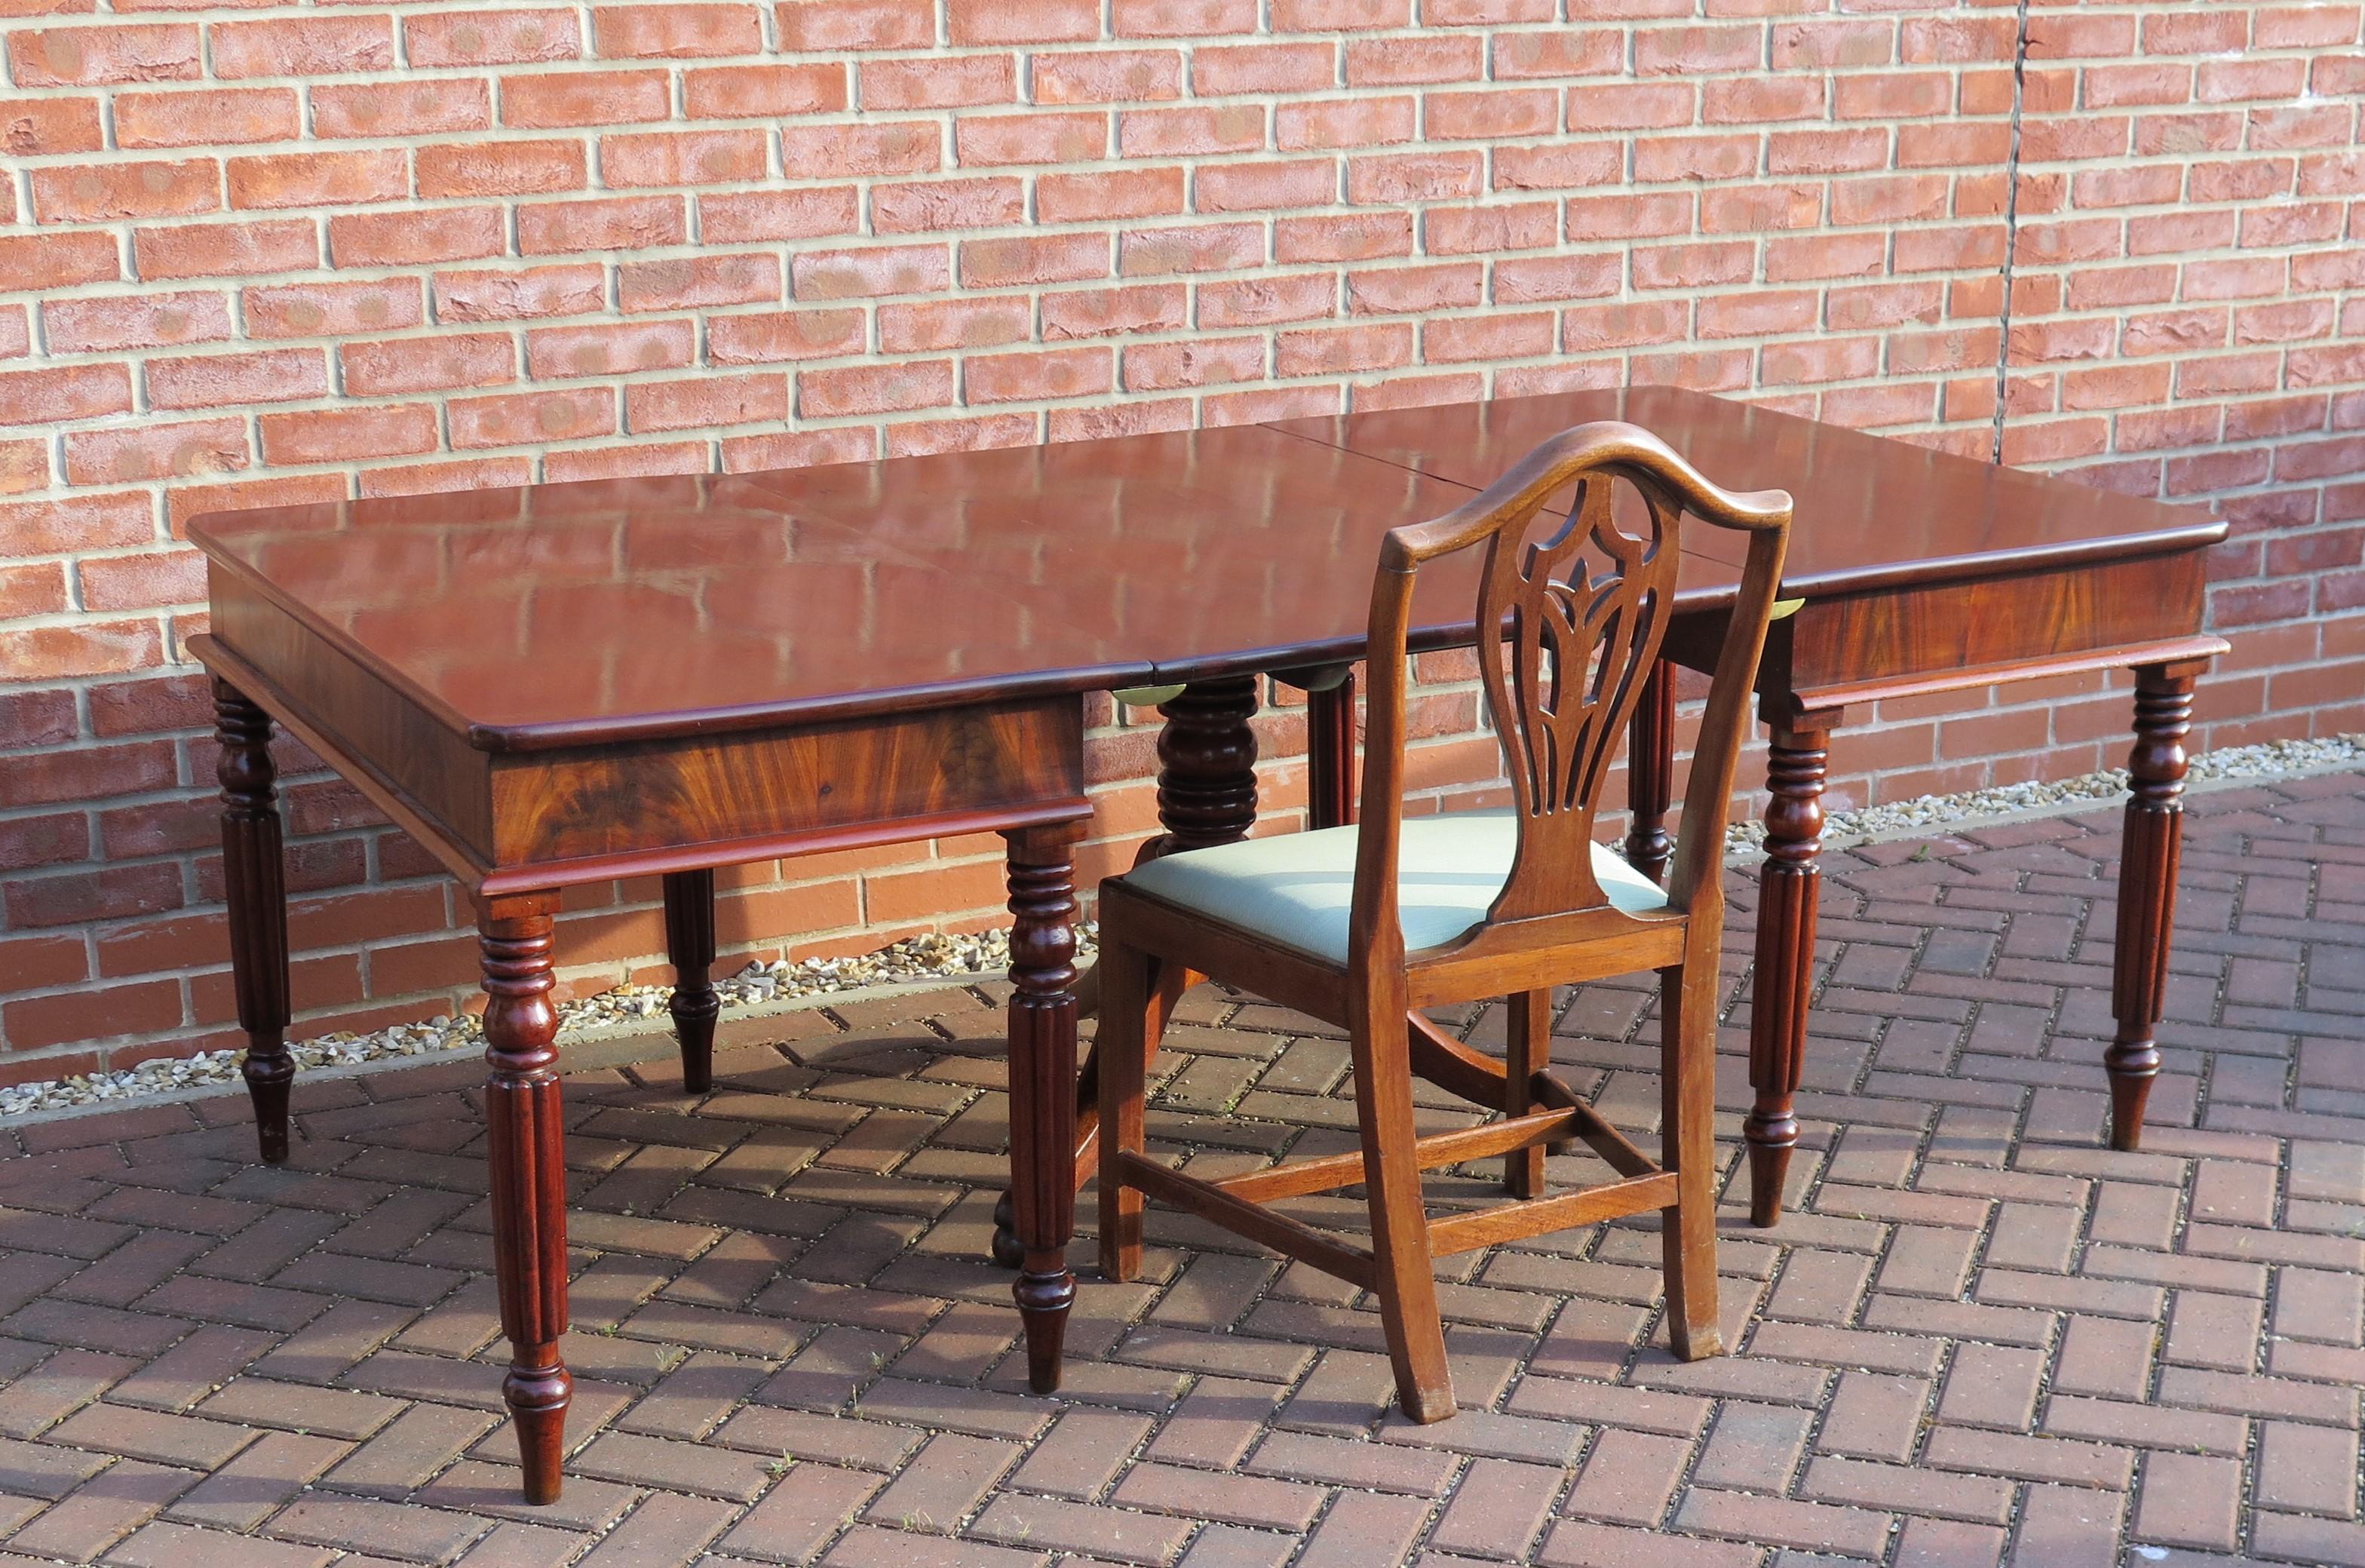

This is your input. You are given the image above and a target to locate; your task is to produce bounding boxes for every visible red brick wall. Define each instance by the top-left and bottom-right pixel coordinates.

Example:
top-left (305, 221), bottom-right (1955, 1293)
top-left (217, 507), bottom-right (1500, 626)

top-left (2, 0), bottom-right (2359, 1078)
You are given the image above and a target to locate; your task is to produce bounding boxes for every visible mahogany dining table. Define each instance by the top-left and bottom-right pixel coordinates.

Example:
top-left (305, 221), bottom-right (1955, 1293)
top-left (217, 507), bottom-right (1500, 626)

top-left (186, 385), bottom-right (2227, 1502)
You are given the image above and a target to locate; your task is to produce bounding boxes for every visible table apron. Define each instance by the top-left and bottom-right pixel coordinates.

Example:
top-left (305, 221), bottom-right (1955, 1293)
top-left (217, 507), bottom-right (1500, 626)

top-left (194, 631), bottom-right (1088, 898)
top-left (489, 698), bottom-right (1085, 863)
top-left (1759, 548), bottom-right (2211, 708)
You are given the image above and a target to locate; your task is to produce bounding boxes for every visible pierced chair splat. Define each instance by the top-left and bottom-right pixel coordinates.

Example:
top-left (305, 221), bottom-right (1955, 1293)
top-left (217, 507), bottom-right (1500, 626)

top-left (1087, 422), bottom-right (1793, 1421)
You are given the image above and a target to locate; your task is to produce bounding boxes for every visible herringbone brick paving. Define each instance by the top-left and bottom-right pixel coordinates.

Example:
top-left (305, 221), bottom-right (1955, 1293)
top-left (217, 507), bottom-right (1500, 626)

top-left (0, 774), bottom-right (2359, 1567)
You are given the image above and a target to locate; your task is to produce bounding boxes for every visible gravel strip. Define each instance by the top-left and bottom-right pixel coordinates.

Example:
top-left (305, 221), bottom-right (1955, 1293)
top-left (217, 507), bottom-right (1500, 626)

top-left (7, 733), bottom-right (2357, 1122)
top-left (1721, 732), bottom-right (2365, 853)
top-left (0, 929), bottom-right (1087, 1120)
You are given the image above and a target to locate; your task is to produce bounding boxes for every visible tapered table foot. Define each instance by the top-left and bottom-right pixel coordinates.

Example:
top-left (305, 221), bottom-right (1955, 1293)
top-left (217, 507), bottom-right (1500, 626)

top-left (215, 680), bottom-right (293, 1165)
top-left (1747, 721), bottom-right (1830, 1228)
top-left (1745, 1141), bottom-right (1792, 1230)
top-left (478, 892), bottom-right (572, 1503)
top-left (1004, 821), bottom-right (1086, 1392)
top-left (2106, 663), bottom-right (2200, 1150)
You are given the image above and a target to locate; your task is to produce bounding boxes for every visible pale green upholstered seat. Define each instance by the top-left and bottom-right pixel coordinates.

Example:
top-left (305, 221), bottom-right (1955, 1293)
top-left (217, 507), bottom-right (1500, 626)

top-left (1122, 808), bottom-right (1667, 966)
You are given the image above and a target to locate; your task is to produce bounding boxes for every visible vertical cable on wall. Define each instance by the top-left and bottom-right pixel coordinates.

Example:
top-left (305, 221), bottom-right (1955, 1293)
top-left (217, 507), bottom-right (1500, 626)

top-left (1992, 0), bottom-right (2034, 465)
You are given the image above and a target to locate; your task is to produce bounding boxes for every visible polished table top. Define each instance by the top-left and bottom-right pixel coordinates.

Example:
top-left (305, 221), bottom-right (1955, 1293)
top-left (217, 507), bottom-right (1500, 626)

top-left (1273, 386), bottom-right (2223, 594)
top-left (190, 387), bottom-right (2224, 750)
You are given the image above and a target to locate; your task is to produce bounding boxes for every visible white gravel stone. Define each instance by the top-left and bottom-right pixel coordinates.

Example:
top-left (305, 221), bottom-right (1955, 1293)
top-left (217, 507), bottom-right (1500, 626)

top-left (5, 733), bottom-right (2355, 1123)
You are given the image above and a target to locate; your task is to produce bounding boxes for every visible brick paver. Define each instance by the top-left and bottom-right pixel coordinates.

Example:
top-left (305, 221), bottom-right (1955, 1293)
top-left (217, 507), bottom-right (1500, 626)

top-left (0, 775), bottom-right (2360, 1565)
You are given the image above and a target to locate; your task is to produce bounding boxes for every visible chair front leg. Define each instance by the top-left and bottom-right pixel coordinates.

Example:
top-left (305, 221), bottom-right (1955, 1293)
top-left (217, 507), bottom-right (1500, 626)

top-left (1350, 999), bottom-right (1453, 1422)
top-left (1660, 957), bottom-right (1723, 1361)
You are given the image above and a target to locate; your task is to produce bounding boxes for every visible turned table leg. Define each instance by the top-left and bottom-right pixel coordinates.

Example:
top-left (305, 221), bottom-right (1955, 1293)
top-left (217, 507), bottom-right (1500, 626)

top-left (663, 869), bottom-right (718, 1095)
top-left (992, 674), bottom-right (1265, 1268)
top-left (1306, 670), bottom-right (1357, 831)
top-left (2107, 663), bottom-right (2199, 1149)
top-left (1625, 658), bottom-right (1676, 885)
top-left (1747, 720), bottom-right (1831, 1228)
top-left (1003, 822), bottom-right (1085, 1392)
top-left (1146, 676), bottom-right (1265, 855)
top-left (477, 892), bottom-right (572, 1504)
top-left (215, 679), bottom-right (293, 1165)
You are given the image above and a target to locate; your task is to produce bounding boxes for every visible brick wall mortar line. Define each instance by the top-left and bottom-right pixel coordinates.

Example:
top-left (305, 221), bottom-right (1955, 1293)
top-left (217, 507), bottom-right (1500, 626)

top-left (1, 0), bottom-right (2357, 1066)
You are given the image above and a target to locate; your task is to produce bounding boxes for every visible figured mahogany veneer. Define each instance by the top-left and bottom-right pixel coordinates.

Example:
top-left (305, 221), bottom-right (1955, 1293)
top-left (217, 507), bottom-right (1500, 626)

top-left (192, 387), bottom-right (2225, 1501)
top-left (204, 603), bottom-right (1087, 892)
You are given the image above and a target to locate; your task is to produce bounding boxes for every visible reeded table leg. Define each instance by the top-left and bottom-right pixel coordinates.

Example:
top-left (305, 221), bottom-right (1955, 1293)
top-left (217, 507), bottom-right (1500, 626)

top-left (992, 674), bottom-right (1265, 1267)
top-left (1747, 722), bottom-right (1830, 1228)
top-left (1003, 821), bottom-right (1085, 1393)
top-left (1625, 658), bottom-right (1676, 885)
top-left (215, 679), bottom-right (293, 1164)
top-left (2107, 662), bottom-right (2199, 1149)
top-left (663, 869), bottom-right (718, 1095)
top-left (478, 892), bottom-right (572, 1505)
top-left (1307, 671), bottom-right (1357, 831)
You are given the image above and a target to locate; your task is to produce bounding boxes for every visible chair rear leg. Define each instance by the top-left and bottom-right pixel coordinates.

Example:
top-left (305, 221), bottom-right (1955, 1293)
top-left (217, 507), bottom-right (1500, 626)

top-left (1351, 1006), bottom-right (1455, 1421)
top-left (1096, 931), bottom-right (1152, 1283)
top-left (1659, 959), bottom-right (1723, 1360)
top-left (1504, 990), bottom-right (1549, 1198)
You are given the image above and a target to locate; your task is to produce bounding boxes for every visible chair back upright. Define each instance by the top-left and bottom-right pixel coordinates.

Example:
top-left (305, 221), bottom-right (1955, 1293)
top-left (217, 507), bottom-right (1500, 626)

top-left (1347, 422), bottom-right (1793, 977)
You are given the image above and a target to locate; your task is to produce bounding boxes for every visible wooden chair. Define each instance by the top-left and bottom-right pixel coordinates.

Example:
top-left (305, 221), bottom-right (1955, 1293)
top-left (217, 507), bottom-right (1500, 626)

top-left (1091, 422), bottom-right (1791, 1420)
